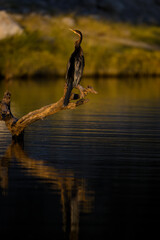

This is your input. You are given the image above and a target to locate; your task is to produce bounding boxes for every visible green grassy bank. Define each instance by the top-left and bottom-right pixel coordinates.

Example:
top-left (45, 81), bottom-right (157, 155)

top-left (1, 13), bottom-right (160, 79)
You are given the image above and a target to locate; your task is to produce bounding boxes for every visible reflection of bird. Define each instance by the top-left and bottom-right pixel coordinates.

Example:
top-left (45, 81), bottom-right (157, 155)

top-left (64, 29), bottom-right (85, 106)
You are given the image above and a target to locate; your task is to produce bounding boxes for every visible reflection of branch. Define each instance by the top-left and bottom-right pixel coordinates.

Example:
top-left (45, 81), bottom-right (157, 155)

top-left (0, 85), bottom-right (97, 139)
top-left (0, 142), bottom-right (94, 240)
top-left (0, 154), bottom-right (10, 194)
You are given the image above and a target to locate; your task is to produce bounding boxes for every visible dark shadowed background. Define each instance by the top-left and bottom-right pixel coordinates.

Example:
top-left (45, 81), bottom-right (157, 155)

top-left (1, 0), bottom-right (160, 24)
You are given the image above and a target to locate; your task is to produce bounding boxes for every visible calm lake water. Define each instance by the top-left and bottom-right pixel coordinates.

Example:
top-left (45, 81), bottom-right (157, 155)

top-left (0, 78), bottom-right (160, 240)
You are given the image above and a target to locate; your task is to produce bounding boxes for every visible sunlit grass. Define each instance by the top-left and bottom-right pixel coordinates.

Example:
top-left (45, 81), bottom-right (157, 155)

top-left (0, 13), bottom-right (160, 78)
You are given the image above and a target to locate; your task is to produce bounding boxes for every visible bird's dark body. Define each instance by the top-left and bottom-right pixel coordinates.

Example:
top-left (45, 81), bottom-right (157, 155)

top-left (66, 47), bottom-right (84, 87)
top-left (64, 30), bottom-right (85, 106)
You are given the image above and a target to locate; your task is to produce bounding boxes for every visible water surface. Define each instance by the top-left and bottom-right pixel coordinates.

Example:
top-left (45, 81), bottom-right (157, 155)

top-left (0, 78), bottom-right (160, 239)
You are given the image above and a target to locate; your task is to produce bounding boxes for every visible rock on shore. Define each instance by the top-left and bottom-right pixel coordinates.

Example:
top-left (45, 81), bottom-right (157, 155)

top-left (0, 11), bottom-right (23, 39)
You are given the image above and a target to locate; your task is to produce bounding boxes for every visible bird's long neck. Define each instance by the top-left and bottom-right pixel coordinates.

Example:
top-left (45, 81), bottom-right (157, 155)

top-left (75, 33), bottom-right (82, 49)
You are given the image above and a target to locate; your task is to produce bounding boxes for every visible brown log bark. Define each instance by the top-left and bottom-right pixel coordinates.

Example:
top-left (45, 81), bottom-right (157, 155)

top-left (0, 84), bottom-right (97, 140)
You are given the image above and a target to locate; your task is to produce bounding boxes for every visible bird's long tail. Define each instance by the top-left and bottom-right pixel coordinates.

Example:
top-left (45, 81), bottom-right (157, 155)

top-left (64, 82), bottom-right (73, 106)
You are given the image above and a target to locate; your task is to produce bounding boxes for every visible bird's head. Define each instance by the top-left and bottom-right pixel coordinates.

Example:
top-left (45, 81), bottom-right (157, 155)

top-left (69, 29), bottom-right (83, 47)
top-left (69, 29), bottom-right (81, 36)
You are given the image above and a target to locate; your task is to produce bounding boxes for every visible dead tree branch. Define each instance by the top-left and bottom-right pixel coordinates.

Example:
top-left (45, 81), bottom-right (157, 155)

top-left (0, 84), bottom-right (97, 140)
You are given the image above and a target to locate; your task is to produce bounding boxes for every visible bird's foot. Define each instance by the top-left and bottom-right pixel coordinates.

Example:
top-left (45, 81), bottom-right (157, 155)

top-left (77, 85), bottom-right (85, 99)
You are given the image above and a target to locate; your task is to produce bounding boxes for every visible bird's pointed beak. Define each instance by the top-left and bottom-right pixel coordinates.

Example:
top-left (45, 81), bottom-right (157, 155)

top-left (69, 28), bottom-right (80, 37)
top-left (69, 28), bottom-right (76, 34)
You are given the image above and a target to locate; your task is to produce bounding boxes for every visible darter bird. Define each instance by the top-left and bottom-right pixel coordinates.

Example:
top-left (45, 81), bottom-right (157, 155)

top-left (64, 29), bottom-right (85, 106)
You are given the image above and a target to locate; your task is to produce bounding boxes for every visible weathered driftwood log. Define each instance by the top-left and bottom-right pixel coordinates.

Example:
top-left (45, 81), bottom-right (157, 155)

top-left (0, 84), bottom-right (97, 141)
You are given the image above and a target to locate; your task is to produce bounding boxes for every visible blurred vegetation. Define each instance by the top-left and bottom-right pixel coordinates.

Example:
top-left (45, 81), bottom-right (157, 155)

top-left (1, 13), bottom-right (160, 79)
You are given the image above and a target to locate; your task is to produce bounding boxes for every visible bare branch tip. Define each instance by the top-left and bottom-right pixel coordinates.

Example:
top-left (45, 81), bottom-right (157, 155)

top-left (87, 85), bottom-right (98, 94)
